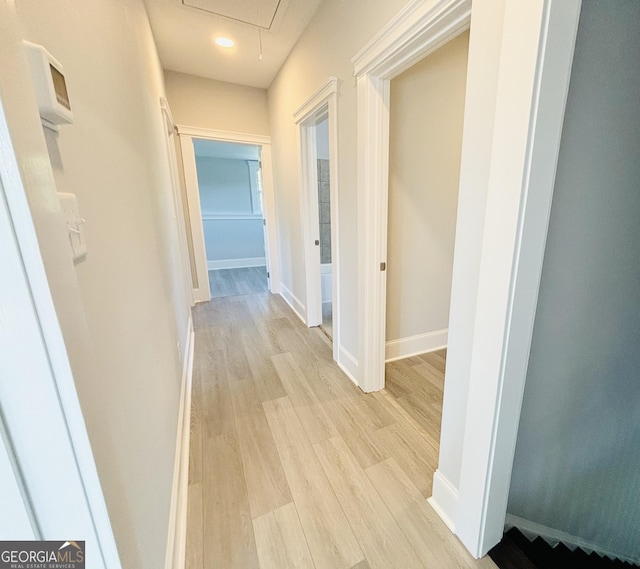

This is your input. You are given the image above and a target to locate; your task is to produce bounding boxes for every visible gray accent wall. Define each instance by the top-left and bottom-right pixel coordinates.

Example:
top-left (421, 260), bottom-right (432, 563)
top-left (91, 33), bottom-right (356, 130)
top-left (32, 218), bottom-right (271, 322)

top-left (507, 1), bottom-right (640, 562)
top-left (196, 156), bottom-right (266, 263)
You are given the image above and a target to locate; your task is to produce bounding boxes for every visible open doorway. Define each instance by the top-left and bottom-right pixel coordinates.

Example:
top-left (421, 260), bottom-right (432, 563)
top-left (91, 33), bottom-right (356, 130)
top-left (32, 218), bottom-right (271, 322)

top-left (192, 139), bottom-right (268, 298)
top-left (178, 127), bottom-right (280, 304)
top-left (295, 77), bottom-right (340, 362)
top-left (315, 117), bottom-right (333, 338)
top-left (383, 30), bottom-right (469, 445)
top-left (354, 0), bottom-right (584, 556)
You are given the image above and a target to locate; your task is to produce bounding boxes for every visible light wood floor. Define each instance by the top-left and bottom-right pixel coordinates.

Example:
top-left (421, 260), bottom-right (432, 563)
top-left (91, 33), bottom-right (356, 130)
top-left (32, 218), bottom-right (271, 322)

top-left (186, 291), bottom-right (497, 569)
top-left (208, 267), bottom-right (267, 298)
top-left (320, 301), bottom-right (332, 339)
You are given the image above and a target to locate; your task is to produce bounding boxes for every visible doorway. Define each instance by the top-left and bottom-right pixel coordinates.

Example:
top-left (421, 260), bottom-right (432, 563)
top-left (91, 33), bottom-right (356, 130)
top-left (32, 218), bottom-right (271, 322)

top-left (178, 127), bottom-right (280, 303)
top-left (315, 117), bottom-right (333, 338)
top-left (383, 29), bottom-right (469, 449)
top-left (192, 139), bottom-right (268, 298)
top-left (295, 78), bottom-right (340, 362)
top-left (354, 0), bottom-right (583, 557)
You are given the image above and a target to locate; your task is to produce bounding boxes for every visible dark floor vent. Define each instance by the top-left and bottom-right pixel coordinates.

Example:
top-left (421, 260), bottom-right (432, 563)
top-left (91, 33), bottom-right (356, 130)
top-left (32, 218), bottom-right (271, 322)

top-left (488, 528), bottom-right (638, 569)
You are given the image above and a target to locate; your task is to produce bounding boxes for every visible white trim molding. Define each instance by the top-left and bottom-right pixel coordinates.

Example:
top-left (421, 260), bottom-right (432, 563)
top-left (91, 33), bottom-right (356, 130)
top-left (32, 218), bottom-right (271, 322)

top-left (164, 318), bottom-right (195, 569)
top-left (279, 283), bottom-right (307, 325)
top-left (293, 77), bottom-right (338, 123)
top-left (207, 257), bottom-right (266, 270)
top-left (352, 0), bottom-right (471, 78)
top-left (176, 125), bottom-right (271, 146)
top-left (337, 346), bottom-right (359, 387)
top-left (160, 97), bottom-right (176, 135)
top-left (385, 329), bottom-right (447, 362)
top-left (428, 469), bottom-right (459, 532)
top-left (504, 515), bottom-right (638, 566)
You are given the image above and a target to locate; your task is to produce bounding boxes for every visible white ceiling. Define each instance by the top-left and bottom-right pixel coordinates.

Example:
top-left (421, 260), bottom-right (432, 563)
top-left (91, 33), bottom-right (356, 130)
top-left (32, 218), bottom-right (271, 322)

top-left (144, 0), bottom-right (322, 89)
top-left (193, 139), bottom-right (260, 160)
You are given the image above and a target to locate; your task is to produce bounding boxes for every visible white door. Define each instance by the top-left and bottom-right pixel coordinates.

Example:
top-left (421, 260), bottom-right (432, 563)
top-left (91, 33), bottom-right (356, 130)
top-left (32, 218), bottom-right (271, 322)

top-left (0, 99), bottom-right (119, 567)
top-left (0, 430), bottom-right (34, 539)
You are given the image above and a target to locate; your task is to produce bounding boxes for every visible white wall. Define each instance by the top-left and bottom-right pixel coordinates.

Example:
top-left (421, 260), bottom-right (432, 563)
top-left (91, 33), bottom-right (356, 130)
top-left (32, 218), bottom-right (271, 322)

top-left (507, 1), bottom-right (640, 561)
top-left (3, 1), bottom-right (190, 567)
top-left (268, 0), bottom-right (410, 360)
top-left (386, 30), bottom-right (468, 347)
top-left (165, 70), bottom-right (270, 135)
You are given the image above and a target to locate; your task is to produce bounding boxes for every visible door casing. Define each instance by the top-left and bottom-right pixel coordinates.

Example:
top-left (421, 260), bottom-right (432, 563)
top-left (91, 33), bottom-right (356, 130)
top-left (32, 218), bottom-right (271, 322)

top-left (178, 126), bottom-right (280, 302)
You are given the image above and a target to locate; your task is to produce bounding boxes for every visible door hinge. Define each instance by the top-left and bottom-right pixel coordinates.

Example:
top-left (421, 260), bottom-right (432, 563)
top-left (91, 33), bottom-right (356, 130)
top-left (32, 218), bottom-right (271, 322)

top-left (315, 239), bottom-right (320, 246)
top-left (267, 271), bottom-right (270, 278)
top-left (263, 219), bottom-right (266, 226)
top-left (380, 262), bottom-right (386, 271)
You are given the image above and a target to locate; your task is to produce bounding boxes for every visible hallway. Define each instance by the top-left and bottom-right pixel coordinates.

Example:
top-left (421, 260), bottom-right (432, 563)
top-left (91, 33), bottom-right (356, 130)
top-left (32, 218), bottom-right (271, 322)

top-left (186, 291), bottom-right (497, 569)
top-left (208, 267), bottom-right (268, 298)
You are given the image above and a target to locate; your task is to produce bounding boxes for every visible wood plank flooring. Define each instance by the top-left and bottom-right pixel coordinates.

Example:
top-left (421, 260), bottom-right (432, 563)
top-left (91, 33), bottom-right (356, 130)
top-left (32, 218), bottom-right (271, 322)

top-left (187, 291), bottom-right (497, 569)
top-left (208, 266), bottom-right (267, 298)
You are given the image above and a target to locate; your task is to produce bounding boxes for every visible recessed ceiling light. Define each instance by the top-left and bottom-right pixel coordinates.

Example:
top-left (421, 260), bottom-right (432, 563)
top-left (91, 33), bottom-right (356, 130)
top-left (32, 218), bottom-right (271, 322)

top-left (215, 37), bottom-right (234, 48)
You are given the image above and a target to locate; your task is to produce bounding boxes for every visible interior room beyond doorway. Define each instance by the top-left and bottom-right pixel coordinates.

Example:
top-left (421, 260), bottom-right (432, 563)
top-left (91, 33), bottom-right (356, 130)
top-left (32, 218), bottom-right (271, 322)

top-left (193, 138), bottom-right (268, 298)
top-left (385, 31), bottom-right (469, 365)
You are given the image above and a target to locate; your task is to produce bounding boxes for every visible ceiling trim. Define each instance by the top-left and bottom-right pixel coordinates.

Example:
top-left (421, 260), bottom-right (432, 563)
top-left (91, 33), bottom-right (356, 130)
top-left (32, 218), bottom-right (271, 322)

top-left (176, 125), bottom-right (271, 145)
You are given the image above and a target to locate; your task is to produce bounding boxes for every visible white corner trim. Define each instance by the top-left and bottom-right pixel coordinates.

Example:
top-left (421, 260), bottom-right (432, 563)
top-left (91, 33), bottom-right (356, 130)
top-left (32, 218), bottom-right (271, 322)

top-left (206, 257), bottom-right (266, 270)
top-left (176, 125), bottom-right (271, 146)
top-left (385, 329), bottom-right (448, 362)
top-left (293, 77), bottom-right (339, 123)
top-left (279, 283), bottom-right (307, 325)
top-left (428, 469), bottom-right (458, 533)
top-left (337, 345), bottom-right (359, 387)
top-left (352, 0), bottom-right (471, 79)
top-left (504, 515), bottom-right (638, 565)
top-left (164, 317), bottom-right (195, 569)
top-left (159, 97), bottom-right (176, 135)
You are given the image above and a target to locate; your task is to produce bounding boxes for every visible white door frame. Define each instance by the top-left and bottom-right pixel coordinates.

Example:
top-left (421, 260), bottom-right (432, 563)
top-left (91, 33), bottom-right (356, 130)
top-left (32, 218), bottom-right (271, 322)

top-left (177, 126), bottom-right (280, 302)
top-left (353, 0), bottom-right (581, 557)
top-left (160, 98), bottom-right (194, 308)
top-left (294, 77), bottom-right (341, 362)
top-left (0, 97), bottom-right (121, 566)
top-left (353, 0), bottom-right (471, 391)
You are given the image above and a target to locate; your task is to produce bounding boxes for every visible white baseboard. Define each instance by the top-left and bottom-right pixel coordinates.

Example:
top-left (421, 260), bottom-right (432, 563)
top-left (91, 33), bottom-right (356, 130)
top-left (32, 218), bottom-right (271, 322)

top-left (164, 317), bottom-right (195, 569)
top-left (279, 282), bottom-right (307, 324)
top-left (385, 329), bottom-right (448, 362)
top-left (337, 345), bottom-right (359, 387)
top-left (428, 469), bottom-right (458, 533)
top-left (505, 514), bottom-right (638, 565)
top-left (207, 257), bottom-right (266, 270)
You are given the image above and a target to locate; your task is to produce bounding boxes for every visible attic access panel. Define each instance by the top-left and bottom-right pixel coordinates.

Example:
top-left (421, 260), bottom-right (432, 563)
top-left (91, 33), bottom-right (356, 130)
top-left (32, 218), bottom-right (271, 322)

top-left (182, 0), bottom-right (282, 29)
